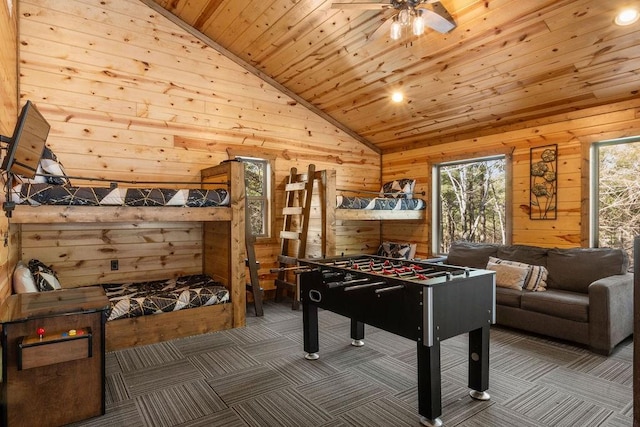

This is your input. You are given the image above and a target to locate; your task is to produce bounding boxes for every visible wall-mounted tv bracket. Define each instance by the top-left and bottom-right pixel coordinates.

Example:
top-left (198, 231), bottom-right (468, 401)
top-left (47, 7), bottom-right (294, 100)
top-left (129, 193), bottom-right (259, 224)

top-left (1, 135), bottom-right (16, 217)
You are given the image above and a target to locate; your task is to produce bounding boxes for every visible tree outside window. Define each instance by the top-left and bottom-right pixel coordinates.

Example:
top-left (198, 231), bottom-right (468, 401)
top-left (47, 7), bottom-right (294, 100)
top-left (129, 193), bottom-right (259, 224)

top-left (239, 157), bottom-right (270, 237)
top-left (434, 156), bottom-right (507, 254)
top-left (591, 137), bottom-right (640, 267)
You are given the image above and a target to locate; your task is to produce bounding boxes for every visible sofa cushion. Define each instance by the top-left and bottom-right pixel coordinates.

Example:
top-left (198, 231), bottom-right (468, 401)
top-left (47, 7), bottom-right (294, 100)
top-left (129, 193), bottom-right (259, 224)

top-left (495, 287), bottom-right (522, 308)
top-left (521, 289), bottom-right (589, 322)
top-left (496, 244), bottom-right (548, 267)
top-left (546, 248), bottom-right (629, 293)
top-left (446, 241), bottom-right (499, 269)
top-left (488, 257), bottom-right (547, 291)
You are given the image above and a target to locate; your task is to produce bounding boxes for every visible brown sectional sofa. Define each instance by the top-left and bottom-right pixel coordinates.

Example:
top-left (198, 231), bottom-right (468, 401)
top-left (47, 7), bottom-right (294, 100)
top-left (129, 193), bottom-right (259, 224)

top-left (441, 241), bottom-right (633, 355)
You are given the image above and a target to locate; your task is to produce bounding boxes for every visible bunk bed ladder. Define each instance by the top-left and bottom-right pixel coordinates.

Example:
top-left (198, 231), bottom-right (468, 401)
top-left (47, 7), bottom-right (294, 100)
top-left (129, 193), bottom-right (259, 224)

top-left (275, 164), bottom-right (316, 309)
top-left (245, 232), bottom-right (264, 316)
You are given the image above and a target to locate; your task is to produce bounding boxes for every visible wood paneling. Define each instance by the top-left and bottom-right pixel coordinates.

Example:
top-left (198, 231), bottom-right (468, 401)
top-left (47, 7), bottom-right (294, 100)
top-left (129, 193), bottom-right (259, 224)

top-left (18, 0), bottom-right (380, 294)
top-left (20, 222), bottom-right (203, 286)
top-left (148, 0), bottom-right (640, 154)
top-left (0, 0), bottom-right (19, 304)
top-left (383, 99), bottom-right (640, 256)
top-left (14, 0), bottom-right (640, 296)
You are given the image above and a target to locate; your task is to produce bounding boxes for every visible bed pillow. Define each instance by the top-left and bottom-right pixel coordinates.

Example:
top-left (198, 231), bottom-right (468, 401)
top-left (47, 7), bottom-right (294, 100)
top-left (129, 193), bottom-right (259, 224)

top-left (38, 147), bottom-right (70, 185)
top-left (377, 242), bottom-right (417, 260)
top-left (28, 259), bottom-right (62, 291)
top-left (15, 147), bottom-right (70, 186)
top-left (488, 256), bottom-right (547, 291)
top-left (380, 179), bottom-right (416, 199)
top-left (13, 261), bottom-right (38, 293)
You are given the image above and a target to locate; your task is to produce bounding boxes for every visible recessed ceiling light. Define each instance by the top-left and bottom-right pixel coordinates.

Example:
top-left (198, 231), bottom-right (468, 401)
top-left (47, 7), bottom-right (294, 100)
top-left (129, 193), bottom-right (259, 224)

top-left (391, 92), bottom-right (404, 103)
top-left (615, 8), bottom-right (639, 26)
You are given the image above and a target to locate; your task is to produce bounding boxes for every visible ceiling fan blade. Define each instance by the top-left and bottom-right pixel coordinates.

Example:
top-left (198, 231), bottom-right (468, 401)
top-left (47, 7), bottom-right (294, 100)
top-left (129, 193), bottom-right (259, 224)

top-left (331, 2), bottom-right (390, 9)
top-left (418, 1), bottom-right (456, 33)
top-left (365, 11), bottom-right (394, 41)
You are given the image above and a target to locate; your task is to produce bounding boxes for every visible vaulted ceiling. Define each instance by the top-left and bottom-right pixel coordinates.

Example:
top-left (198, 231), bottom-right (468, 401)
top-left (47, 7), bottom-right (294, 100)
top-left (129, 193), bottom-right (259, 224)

top-left (146, 0), bottom-right (640, 154)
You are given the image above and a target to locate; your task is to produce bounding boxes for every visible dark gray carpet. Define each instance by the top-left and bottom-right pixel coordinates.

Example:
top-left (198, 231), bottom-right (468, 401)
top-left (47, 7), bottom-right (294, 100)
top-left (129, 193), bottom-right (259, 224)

top-left (70, 300), bottom-right (633, 426)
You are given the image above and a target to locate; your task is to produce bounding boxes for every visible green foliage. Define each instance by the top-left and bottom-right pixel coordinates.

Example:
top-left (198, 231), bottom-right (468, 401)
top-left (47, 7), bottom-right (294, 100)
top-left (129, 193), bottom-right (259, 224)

top-left (243, 159), bottom-right (268, 236)
top-left (597, 141), bottom-right (640, 263)
top-left (438, 158), bottom-right (506, 252)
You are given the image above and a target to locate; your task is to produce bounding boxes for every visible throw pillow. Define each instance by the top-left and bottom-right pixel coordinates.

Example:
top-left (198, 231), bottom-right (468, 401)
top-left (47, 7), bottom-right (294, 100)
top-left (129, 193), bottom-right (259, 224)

top-left (377, 242), bottom-right (417, 260)
top-left (486, 260), bottom-right (529, 290)
top-left (28, 259), bottom-right (62, 292)
top-left (39, 147), bottom-right (70, 185)
top-left (380, 179), bottom-right (416, 199)
top-left (13, 261), bottom-right (38, 293)
top-left (488, 257), bottom-right (547, 291)
top-left (13, 146), bottom-right (70, 186)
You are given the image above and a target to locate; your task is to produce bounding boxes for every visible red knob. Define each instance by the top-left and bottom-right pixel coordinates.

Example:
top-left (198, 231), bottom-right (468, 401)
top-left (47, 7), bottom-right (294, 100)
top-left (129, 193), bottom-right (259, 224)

top-left (37, 327), bottom-right (45, 337)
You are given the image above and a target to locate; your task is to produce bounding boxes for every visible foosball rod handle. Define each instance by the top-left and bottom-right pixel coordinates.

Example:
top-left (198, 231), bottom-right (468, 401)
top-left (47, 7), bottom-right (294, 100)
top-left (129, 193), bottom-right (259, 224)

top-left (374, 284), bottom-right (404, 294)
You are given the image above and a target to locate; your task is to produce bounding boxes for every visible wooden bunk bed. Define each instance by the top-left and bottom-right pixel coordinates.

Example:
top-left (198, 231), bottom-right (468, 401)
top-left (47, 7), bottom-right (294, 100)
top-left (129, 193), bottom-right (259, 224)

top-left (310, 169), bottom-right (425, 257)
top-left (7, 160), bottom-right (246, 351)
top-left (0, 102), bottom-right (246, 351)
top-left (322, 169), bottom-right (426, 221)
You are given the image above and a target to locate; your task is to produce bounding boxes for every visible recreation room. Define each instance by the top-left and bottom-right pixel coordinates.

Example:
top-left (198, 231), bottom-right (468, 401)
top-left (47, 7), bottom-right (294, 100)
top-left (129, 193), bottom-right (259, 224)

top-left (0, 1), bottom-right (638, 426)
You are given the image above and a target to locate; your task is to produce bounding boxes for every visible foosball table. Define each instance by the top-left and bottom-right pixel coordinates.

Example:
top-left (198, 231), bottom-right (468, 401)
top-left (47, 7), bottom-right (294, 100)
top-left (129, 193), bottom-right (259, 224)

top-left (297, 255), bottom-right (496, 427)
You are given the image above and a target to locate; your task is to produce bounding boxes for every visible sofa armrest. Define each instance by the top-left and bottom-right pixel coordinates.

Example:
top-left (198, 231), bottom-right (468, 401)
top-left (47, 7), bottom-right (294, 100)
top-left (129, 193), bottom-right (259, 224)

top-left (588, 273), bottom-right (633, 354)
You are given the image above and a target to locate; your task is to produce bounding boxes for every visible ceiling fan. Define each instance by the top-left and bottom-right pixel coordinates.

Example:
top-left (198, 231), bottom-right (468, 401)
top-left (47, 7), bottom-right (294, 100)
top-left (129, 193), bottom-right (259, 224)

top-left (331, 0), bottom-right (456, 40)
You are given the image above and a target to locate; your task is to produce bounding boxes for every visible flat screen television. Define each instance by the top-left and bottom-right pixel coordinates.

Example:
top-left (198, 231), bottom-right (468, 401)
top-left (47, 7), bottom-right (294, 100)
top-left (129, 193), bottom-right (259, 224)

top-left (0, 100), bottom-right (50, 179)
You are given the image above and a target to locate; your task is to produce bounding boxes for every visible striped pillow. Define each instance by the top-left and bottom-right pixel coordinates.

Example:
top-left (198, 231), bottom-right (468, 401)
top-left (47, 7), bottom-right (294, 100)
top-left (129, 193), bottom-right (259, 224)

top-left (488, 257), bottom-right (547, 291)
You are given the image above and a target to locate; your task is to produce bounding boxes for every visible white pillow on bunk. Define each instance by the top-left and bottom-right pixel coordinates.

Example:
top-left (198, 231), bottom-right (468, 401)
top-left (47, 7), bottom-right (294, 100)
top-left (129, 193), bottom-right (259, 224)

top-left (13, 261), bottom-right (38, 293)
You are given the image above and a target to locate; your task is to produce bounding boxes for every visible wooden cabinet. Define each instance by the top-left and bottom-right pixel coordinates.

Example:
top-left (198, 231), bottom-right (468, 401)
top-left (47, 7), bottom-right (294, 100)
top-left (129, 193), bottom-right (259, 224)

top-left (0, 288), bottom-right (109, 427)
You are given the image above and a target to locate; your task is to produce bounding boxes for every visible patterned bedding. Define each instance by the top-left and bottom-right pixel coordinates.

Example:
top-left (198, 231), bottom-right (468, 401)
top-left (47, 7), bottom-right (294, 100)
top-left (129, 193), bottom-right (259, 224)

top-left (337, 195), bottom-right (426, 210)
top-left (102, 274), bottom-right (229, 321)
top-left (11, 183), bottom-right (229, 207)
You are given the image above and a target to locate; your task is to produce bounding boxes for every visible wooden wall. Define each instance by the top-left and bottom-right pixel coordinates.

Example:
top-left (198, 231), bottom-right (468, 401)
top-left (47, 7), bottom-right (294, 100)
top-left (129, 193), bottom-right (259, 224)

top-left (0, 0), bottom-right (19, 303)
top-left (382, 98), bottom-right (640, 257)
top-left (14, 0), bottom-right (640, 297)
top-left (17, 0), bottom-right (380, 293)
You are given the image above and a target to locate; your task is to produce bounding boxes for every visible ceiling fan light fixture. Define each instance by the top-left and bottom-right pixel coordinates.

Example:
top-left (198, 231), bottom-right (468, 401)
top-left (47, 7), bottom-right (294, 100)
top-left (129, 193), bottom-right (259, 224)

top-left (412, 10), bottom-right (425, 36)
top-left (390, 18), bottom-right (402, 40)
top-left (398, 8), bottom-right (411, 26)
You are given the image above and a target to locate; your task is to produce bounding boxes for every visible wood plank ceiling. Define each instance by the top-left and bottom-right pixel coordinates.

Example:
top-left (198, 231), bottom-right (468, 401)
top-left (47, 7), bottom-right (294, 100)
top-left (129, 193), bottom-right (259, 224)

top-left (147, 0), bottom-right (640, 154)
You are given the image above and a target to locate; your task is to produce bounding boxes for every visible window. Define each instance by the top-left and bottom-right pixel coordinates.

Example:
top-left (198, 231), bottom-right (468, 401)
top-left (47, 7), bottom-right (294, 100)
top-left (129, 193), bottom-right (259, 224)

top-left (433, 156), bottom-right (507, 254)
top-left (239, 157), bottom-right (271, 237)
top-left (590, 136), bottom-right (640, 263)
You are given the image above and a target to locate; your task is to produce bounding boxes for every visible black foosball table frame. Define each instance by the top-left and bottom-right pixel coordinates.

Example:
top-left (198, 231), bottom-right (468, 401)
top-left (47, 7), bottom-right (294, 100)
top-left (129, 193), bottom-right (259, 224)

top-left (298, 255), bottom-right (496, 427)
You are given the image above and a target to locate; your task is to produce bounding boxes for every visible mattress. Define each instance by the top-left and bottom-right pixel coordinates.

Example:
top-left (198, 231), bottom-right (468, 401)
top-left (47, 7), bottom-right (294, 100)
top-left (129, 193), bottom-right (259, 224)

top-left (11, 183), bottom-right (230, 207)
top-left (336, 195), bottom-right (426, 210)
top-left (102, 274), bottom-right (229, 321)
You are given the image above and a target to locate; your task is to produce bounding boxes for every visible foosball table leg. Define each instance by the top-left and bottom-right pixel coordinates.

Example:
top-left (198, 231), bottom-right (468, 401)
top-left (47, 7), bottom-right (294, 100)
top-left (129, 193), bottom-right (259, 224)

top-left (303, 301), bottom-right (320, 360)
top-left (468, 325), bottom-right (491, 401)
top-left (350, 319), bottom-right (364, 347)
top-left (417, 341), bottom-right (442, 427)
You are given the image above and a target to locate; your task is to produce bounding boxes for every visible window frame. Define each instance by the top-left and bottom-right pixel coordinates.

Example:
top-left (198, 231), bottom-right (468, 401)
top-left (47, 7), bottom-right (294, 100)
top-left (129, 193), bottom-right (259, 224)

top-left (228, 150), bottom-right (276, 241)
top-left (431, 153), bottom-right (511, 255)
top-left (589, 135), bottom-right (640, 248)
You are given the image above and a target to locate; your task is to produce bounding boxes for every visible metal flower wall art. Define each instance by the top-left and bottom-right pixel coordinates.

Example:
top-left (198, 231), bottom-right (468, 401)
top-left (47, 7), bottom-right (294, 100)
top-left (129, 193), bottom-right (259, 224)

top-left (530, 144), bottom-right (558, 220)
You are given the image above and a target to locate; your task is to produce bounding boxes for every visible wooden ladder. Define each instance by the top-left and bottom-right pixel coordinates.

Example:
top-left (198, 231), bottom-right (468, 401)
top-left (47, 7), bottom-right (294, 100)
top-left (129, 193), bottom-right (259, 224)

top-left (245, 231), bottom-right (263, 316)
top-left (275, 164), bottom-right (316, 309)
top-left (244, 187), bottom-right (264, 316)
